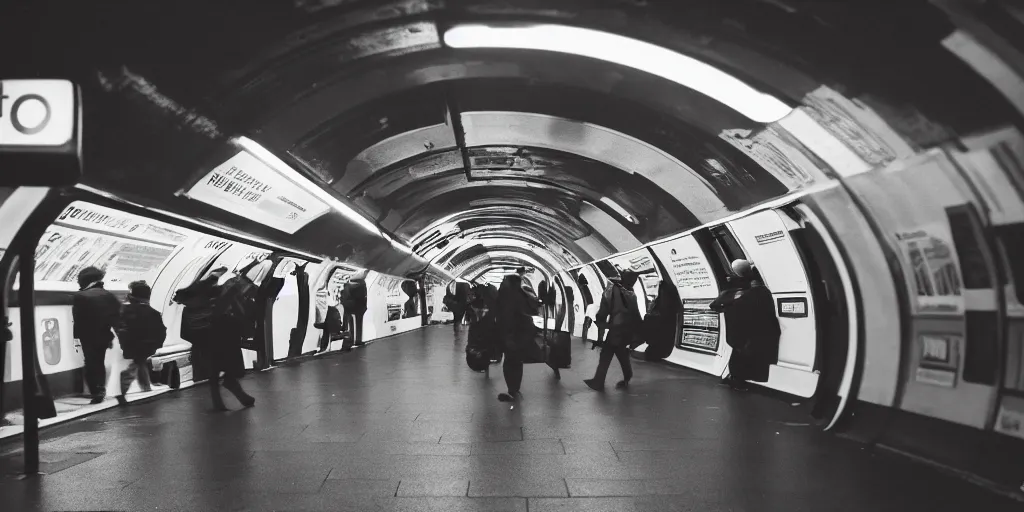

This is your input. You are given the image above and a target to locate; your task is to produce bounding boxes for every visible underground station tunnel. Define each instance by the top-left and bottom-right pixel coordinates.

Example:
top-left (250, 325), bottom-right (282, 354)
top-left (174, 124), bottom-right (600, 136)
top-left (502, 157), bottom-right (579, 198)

top-left (2, 0), bottom-right (1024, 510)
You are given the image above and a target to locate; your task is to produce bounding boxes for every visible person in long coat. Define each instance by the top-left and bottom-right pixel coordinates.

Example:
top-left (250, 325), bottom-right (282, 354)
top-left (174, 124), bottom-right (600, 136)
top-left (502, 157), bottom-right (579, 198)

top-left (174, 268), bottom-right (255, 410)
top-left (709, 259), bottom-right (781, 390)
top-left (495, 274), bottom-right (541, 402)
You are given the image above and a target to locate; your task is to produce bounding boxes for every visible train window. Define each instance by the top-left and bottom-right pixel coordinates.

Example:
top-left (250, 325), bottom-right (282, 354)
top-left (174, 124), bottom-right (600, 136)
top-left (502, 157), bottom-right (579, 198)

top-left (710, 226), bottom-right (747, 265)
top-left (945, 205), bottom-right (993, 290)
top-left (995, 224), bottom-right (1024, 304)
top-left (595, 260), bottom-right (619, 279)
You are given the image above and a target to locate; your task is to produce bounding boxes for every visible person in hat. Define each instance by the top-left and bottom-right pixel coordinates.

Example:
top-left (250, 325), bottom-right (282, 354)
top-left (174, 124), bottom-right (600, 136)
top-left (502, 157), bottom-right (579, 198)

top-left (114, 281), bottom-right (166, 406)
top-left (73, 266), bottom-right (123, 404)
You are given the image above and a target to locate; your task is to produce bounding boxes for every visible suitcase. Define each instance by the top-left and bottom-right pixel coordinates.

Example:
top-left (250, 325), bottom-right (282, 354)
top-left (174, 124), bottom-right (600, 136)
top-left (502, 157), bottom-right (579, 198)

top-left (466, 346), bottom-right (490, 372)
top-left (546, 331), bottom-right (571, 369)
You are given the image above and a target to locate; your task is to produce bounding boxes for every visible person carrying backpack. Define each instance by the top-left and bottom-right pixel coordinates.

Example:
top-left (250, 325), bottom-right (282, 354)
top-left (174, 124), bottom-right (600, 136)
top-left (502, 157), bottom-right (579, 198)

top-left (174, 267), bottom-right (255, 410)
top-left (584, 270), bottom-right (643, 391)
top-left (114, 281), bottom-right (166, 406)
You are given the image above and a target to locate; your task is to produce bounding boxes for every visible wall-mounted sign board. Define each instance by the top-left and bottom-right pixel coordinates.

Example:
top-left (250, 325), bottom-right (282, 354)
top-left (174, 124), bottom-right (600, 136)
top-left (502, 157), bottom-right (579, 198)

top-left (777, 297), bottom-right (808, 318)
top-left (184, 151), bottom-right (331, 234)
top-left (0, 79), bottom-right (83, 187)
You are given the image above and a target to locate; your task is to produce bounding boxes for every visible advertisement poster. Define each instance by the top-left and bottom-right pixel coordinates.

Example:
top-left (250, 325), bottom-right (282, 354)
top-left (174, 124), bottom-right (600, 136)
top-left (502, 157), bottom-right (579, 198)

top-left (55, 202), bottom-right (190, 245)
top-left (895, 224), bottom-right (964, 314)
top-left (184, 150), bottom-right (332, 234)
top-left (33, 225), bottom-right (177, 289)
top-left (649, 236), bottom-right (719, 300)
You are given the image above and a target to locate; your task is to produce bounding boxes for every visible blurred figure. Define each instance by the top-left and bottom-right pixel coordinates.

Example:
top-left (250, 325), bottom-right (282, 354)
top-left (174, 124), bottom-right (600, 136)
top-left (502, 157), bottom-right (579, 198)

top-left (710, 259), bottom-right (780, 391)
top-left (466, 282), bottom-right (501, 369)
top-left (340, 276), bottom-right (368, 345)
top-left (315, 293), bottom-right (344, 354)
top-left (584, 270), bottom-right (642, 391)
top-left (73, 266), bottom-right (122, 404)
top-left (114, 281), bottom-right (166, 406)
top-left (175, 268), bottom-right (255, 410)
top-left (495, 273), bottom-right (541, 402)
top-left (444, 281), bottom-right (471, 334)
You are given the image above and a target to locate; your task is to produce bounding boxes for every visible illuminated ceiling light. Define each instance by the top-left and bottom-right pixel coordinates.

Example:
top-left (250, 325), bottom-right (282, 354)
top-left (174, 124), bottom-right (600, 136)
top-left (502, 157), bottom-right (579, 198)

top-left (599, 197), bottom-right (639, 225)
top-left (234, 137), bottom-right (383, 237)
top-left (443, 24), bottom-right (793, 123)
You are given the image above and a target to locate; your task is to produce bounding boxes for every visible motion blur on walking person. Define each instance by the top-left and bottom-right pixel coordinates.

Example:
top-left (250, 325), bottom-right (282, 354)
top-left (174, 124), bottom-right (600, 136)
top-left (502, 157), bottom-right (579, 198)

top-left (175, 267), bottom-right (256, 410)
top-left (584, 270), bottom-right (643, 391)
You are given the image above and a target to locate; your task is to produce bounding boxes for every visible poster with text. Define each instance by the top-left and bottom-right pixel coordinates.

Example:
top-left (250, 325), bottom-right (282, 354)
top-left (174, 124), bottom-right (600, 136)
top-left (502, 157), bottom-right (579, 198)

top-left (185, 151), bottom-right (332, 234)
top-left (650, 236), bottom-right (719, 300)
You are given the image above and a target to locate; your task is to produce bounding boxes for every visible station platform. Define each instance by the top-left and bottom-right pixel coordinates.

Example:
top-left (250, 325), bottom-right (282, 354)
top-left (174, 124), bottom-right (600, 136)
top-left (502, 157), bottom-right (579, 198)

top-left (1, 325), bottom-right (1020, 511)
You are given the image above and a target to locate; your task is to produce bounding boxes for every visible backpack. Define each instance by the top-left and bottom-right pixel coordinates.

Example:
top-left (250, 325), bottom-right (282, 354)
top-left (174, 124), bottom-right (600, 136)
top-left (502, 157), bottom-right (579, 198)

top-left (221, 275), bottom-right (259, 337)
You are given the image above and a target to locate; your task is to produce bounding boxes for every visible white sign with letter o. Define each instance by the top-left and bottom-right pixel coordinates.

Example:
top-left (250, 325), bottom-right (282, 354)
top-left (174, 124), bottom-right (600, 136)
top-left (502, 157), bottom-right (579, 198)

top-left (0, 79), bottom-right (75, 147)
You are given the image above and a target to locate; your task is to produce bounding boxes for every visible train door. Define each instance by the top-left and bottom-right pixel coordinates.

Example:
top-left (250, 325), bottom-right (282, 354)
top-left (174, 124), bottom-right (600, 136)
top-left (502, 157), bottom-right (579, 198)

top-left (783, 204), bottom-right (855, 427)
top-left (716, 215), bottom-right (820, 398)
top-left (651, 233), bottom-right (729, 377)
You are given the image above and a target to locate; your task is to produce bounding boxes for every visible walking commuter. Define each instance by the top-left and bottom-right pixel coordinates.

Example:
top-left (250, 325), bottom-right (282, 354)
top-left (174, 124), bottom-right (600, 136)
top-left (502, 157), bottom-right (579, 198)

top-left (495, 273), bottom-right (541, 402)
top-left (174, 268), bottom-right (256, 410)
top-left (584, 270), bottom-right (643, 391)
top-left (114, 281), bottom-right (166, 406)
top-left (445, 281), bottom-right (471, 333)
top-left (73, 266), bottom-right (122, 404)
top-left (709, 259), bottom-right (780, 391)
top-left (340, 277), bottom-right (368, 345)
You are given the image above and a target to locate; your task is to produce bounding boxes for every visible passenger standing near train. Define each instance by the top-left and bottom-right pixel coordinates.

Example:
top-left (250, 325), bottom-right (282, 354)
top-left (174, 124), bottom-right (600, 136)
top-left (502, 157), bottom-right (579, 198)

top-left (175, 268), bottom-right (255, 410)
top-left (709, 259), bottom-right (781, 391)
top-left (315, 293), bottom-right (344, 354)
top-left (114, 281), bottom-right (165, 406)
top-left (340, 277), bottom-right (368, 345)
top-left (584, 270), bottom-right (642, 391)
top-left (73, 266), bottom-right (122, 404)
top-left (444, 281), bottom-right (470, 334)
top-left (496, 273), bottom-right (541, 402)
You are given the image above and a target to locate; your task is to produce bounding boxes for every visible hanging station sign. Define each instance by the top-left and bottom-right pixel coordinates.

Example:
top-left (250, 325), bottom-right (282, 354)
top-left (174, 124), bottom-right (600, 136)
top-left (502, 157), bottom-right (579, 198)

top-left (184, 151), bottom-right (331, 234)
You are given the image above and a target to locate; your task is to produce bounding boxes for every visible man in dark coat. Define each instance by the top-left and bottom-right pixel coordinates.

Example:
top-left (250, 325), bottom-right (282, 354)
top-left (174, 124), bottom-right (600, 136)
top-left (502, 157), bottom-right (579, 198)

top-left (495, 274), bottom-right (541, 402)
top-left (114, 281), bottom-right (165, 405)
top-left (73, 266), bottom-right (122, 404)
top-left (584, 270), bottom-right (642, 391)
top-left (709, 259), bottom-right (781, 390)
top-left (340, 277), bottom-right (368, 345)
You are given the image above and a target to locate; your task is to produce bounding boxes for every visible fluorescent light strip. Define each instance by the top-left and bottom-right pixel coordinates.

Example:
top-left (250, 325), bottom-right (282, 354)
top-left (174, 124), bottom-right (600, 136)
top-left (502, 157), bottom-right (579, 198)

top-left (443, 24), bottom-right (792, 123)
top-left (599, 197), bottom-right (638, 224)
top-left (233, 137), bottom-right (383, 237)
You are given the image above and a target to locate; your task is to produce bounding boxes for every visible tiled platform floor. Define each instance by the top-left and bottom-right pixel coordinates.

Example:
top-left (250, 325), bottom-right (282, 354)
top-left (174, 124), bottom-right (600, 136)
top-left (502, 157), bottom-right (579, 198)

top-left (1, 325), bottom-right (1020, 511)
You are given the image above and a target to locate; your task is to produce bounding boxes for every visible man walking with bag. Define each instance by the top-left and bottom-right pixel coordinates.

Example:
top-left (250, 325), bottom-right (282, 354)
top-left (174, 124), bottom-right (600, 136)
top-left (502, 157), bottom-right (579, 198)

top-left (584, 270), bottom-right (642, 391)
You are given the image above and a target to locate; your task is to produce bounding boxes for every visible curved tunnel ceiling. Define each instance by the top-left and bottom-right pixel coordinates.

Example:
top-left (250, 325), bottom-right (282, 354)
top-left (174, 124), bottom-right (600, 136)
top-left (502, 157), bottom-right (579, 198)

top-left (4, 0), bottom-right (1020, 280)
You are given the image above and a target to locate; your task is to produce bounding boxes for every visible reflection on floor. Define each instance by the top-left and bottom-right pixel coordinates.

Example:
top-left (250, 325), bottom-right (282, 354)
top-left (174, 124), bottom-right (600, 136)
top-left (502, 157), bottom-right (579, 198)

top-left (1, 325), bottom-right (1020, 511)
top-left (1, 384), bottom-right (179, 439)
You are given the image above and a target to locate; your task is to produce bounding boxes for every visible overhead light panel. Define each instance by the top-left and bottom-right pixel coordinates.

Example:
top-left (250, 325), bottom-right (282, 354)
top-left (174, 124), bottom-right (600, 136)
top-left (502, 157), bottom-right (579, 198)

top-left (443, 24), bottom-right (793, 123)
top-left (599, 197), bottom-right (639, 225)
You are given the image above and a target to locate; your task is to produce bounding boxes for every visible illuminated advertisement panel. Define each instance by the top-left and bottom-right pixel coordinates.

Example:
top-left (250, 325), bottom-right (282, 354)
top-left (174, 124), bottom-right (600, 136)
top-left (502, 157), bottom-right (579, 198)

top-left (184, 150), bottom-right (331, 234)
